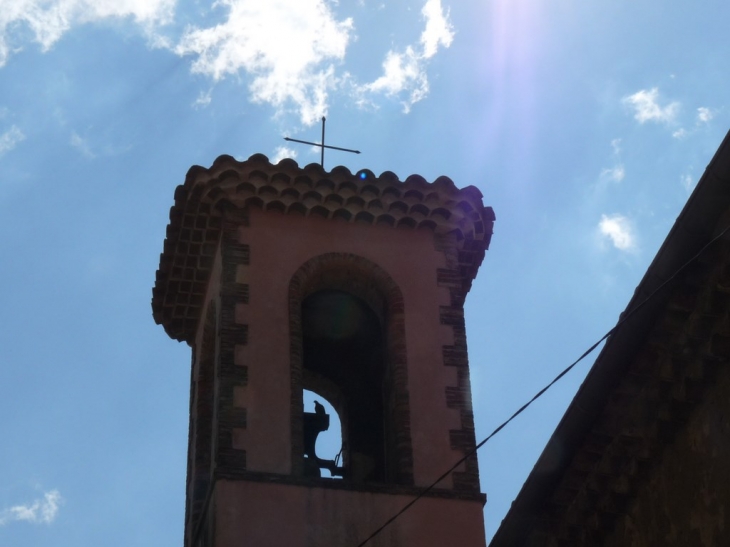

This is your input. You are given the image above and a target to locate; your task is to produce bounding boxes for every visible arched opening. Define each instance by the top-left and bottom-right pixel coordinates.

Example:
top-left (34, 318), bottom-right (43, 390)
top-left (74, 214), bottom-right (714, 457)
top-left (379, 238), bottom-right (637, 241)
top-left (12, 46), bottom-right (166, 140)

top-left (301, 289), bottom-right (386, 482)
top-left (289, 253), bottom-right (414, 486)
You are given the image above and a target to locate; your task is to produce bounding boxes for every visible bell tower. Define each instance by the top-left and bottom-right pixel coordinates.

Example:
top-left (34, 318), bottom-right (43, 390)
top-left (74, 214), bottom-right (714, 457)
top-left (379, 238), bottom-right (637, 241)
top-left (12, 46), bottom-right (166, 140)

top-left (152, 154), bottom-right (495, 547)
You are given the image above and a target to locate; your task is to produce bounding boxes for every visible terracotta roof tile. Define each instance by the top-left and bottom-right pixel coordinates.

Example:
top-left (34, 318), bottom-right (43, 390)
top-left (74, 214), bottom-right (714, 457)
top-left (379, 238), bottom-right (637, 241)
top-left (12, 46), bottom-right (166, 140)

top-left (152, 154), bottom-right (495, 343)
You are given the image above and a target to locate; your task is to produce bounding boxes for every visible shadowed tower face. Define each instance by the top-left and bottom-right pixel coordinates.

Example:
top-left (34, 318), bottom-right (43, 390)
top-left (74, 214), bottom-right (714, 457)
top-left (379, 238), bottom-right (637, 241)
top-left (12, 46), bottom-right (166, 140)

top-left (152, 154), bottom-right (495, 547)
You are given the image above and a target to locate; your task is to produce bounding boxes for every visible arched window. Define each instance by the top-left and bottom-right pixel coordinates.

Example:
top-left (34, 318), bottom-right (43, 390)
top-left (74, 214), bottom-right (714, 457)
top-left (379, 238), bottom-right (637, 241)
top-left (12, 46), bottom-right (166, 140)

top-left (302, 290), bottom-right (385, 481)
top-left (289, 253), bottom-right (413, 486)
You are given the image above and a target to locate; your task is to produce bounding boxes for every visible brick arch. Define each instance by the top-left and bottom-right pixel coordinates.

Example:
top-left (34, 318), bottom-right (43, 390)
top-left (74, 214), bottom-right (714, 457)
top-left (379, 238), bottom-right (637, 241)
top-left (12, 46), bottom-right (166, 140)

top-left (288, 253), bottom-right (414, 485)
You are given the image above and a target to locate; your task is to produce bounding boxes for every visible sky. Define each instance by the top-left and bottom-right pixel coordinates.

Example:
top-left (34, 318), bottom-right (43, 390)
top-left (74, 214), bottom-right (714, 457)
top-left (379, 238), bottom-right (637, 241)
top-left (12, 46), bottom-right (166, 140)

top-left (1, 0), bottom-right (729, 545)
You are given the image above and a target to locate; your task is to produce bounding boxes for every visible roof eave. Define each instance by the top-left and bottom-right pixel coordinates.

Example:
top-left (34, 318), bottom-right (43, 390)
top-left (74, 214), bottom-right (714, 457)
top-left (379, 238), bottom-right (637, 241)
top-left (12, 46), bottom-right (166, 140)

top-left (490, 129), bottom-right (730, 546)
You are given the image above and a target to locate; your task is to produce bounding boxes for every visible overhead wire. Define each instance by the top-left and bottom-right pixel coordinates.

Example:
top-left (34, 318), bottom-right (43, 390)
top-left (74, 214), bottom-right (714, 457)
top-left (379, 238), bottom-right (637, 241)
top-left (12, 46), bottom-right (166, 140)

top-left (354, 223), bottom-right (730, 547)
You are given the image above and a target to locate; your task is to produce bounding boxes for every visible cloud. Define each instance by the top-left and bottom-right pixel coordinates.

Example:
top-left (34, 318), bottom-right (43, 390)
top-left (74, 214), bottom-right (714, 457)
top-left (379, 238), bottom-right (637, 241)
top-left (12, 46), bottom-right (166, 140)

top-left (0, 0), bottom-right (174, 66)
top-left (667, 107), bottom-right (715, 139)
top-left (598, 214), bottom-right (635, 251)
top-left (271, 145), bottom-right (297, 163)
top-left (597, 139), bottom-right (624, 186)
top-left (2, 1), bottom-right (454, 123)
top-left (420, 0), bottom-right (454, 59)
top-left (681, 173), bottom-right (695, 192)
top-left (70, 132), bottom-right (95, 158)
top-left (697, 106), bottom-right (714, 123)
top-left (358, 0), bottom-right (454, 112)
top-left (361, 47), bottom-right (428, 111)
top-left (622, 88), bottom-right (679, 124)
top-left (0, 124), bottom-right (25, 155)
top-left (0, 490), bottom-right (62, 526)
top-left (600, 165), bottom-right (625, 183)
top-left (610, 138), bottom-right (622, 155)
top-left (174, 0), bottom-right (353, 125)
top-left (193, 89), bottom-right (213, 109)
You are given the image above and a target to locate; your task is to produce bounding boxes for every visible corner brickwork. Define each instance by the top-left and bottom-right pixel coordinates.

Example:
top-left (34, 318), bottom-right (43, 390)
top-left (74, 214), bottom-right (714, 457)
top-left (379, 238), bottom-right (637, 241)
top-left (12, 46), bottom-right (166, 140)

top-left (434, 233), bottom-right (481, 493)
top-left (214, 214), bottom-right (249, 474)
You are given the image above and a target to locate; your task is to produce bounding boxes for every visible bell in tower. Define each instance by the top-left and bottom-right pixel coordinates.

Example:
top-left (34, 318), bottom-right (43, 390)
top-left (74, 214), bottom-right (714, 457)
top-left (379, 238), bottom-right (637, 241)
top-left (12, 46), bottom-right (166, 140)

top-left (152, 154), bottom-right (495, 546)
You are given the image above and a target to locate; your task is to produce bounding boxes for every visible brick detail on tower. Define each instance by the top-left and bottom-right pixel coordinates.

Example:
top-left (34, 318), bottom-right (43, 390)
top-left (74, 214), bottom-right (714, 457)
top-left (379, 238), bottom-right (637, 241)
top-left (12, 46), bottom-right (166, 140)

top-left (215, 216), bottom-right (249, 473)
top-left (435, 233), bottom-right (481, 493)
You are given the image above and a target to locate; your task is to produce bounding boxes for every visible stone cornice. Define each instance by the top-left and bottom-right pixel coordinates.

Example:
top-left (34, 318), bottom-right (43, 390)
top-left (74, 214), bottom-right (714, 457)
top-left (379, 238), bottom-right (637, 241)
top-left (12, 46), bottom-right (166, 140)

top-left (152, 154), bottom-right (495, 343)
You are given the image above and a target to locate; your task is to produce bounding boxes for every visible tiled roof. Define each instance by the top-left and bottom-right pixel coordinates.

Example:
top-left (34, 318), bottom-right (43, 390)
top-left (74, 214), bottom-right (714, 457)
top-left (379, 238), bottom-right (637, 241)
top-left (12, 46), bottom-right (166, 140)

top-left (152, 153), bottom-right (495, 343)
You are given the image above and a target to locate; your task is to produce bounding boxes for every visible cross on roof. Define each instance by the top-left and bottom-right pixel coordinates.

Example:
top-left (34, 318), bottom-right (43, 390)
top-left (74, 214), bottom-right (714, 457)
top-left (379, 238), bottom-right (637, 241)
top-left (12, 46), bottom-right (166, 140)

top-left (284, 116), bottom-right (360, 170)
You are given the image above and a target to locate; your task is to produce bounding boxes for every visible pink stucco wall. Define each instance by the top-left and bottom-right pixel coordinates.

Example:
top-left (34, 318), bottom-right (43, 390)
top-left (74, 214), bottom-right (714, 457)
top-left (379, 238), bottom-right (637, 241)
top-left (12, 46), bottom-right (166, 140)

top-left (214, 479), bottom-right (486, 547)
top-left (233, 208), bottom-right (465, 487)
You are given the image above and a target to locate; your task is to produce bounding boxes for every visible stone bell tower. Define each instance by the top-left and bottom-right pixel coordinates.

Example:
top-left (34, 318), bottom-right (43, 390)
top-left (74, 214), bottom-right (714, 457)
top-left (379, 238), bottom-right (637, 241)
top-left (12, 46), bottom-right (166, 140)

top-left (152, 154), bottom-right (495, 547)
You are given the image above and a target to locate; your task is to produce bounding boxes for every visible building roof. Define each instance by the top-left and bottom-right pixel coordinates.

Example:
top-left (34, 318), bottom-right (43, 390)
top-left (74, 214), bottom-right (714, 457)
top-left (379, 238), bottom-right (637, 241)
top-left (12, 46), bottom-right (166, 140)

top-left (490, 129), bottom-right (730, 546)
top-left (152, 153), bottom-right (495, 343)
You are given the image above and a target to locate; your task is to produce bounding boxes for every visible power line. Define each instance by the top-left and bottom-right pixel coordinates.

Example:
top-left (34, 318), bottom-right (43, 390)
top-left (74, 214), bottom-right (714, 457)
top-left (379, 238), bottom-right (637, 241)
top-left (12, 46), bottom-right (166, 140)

top-left (355, 223), bottom-right (730, 547)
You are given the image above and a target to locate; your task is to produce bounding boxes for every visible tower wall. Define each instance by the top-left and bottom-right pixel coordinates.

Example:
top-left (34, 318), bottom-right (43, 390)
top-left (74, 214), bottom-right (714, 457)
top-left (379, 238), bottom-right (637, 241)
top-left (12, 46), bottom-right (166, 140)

top-left (227, 208), bottom-right (465, 484)
top-left (152, 155), bottom-right (494, 547)
top-left (213, 480), bottom-right (486, 547)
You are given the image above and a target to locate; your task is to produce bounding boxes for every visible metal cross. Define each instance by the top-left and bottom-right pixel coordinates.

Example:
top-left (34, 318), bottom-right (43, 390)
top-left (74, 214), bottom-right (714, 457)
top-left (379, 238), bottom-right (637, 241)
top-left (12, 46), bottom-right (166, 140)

top-left (284, 116), bottom-right (360, 170)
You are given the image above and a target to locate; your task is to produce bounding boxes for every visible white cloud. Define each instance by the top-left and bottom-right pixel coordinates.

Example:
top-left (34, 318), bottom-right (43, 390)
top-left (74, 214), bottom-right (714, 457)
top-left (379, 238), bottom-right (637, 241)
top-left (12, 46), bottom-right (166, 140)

top-left (681, 173), bottom-right (695, 192)
top-left (0, 124), bottom-right (25, 155)
top-left (271, 145), bottom-right (297, 163)
top-left (193, 89), bottom-right (212, 109)
top-left (0, 490), bottom-right (62, 526)
top-left (622, 88), bottom-right (679, 124)
top-left (174, 0), bottom-right (353, 125)
top-left (361, 47), bottom-right (428, 111)
top-left (668, 107), bottom-right (714, 139)
top-left (600, 165), bottom-right (625, 183)
top-left (610, 138), bottom-right (622, 155)
top-left (70, 132), bottom-right (94, 158)
top-left (2, 1), bottom-right (454, 122)
top-left (359, 0), bottom-right (454, 113)
top-left (599, 214), bottom-right (635, 251)
top-left (597, 139), bottom-right (625, 185)
top-left (697, 106), bottom-right (714, 123)
top-left (0, 0), bottom-right (174, 66)
top-left (420, 0), bottom-right (454, 59)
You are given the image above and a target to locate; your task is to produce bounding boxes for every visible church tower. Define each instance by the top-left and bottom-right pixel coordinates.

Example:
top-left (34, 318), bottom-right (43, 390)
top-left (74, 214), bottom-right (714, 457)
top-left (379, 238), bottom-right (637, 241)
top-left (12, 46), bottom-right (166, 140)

top-left (152, 154), bottom-right (495, 547)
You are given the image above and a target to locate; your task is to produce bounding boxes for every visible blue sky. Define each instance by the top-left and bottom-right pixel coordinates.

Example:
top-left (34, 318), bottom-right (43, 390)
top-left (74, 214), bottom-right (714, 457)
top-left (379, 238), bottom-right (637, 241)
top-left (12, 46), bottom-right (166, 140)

top-left (1, 0), bottom-right (729, 545)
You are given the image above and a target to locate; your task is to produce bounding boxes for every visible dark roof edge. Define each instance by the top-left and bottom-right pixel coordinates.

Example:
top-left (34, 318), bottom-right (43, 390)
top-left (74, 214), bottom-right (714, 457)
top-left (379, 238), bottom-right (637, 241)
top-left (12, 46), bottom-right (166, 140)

top-left (153, 153), bottom-right (496, 343)
top-left (490, 129), bottom-right (730, 546)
